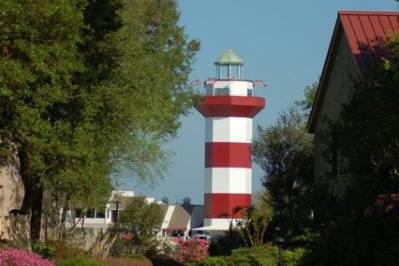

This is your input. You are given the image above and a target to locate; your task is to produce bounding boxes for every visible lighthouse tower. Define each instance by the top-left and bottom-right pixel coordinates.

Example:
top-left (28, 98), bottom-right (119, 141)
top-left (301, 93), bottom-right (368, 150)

top-left (196, 49), bottom-right (265, 232)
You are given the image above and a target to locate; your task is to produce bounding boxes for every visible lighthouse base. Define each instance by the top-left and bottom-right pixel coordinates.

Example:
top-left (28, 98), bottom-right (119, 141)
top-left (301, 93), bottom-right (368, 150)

top-left (192, 218), bottom-right (241, 234)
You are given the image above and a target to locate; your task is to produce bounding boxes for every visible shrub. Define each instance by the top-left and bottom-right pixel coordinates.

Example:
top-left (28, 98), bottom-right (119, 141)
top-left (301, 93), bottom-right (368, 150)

top-left (208, 230), bottom-right (244, 256)
top-left (118, 197), bottom-right (163, 255)
top-left (192, 257), bottom-right (232, 266)
top-left (192, 244), bottom-right (306, 266)
top-left (58, 257), bottom-right (104, 266)
top-left (46, 241), bottom-right (86, 263)
top-left (0, 248), bottom-right (54, 266)
top-left (230, 244), bottom-right (277, 265)
top-left (102, 256), bottom-right (153, 266)
top-left (174, 239), bottom-right (208, 263)
top-left (32, 242), bottom-right (55, 259)
top-left (282, 248), bottom-right (306, 266)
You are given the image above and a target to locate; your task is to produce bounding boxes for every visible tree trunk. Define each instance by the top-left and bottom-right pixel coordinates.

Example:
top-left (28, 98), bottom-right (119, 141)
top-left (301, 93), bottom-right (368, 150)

top-left (30, 183), bottom-right (43, 241)
top-left (90, 229), bottom-right (117, 258)
top-left (58, 204), bottom-right (67, 241)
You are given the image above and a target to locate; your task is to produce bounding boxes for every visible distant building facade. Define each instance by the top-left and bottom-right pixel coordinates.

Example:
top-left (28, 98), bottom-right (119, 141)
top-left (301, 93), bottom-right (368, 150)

top-left (67, 190), bottom-right (204, 240)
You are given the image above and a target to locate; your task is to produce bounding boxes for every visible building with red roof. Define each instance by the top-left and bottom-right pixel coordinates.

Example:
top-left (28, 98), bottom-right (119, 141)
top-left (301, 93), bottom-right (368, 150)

top-left (308, 11), bottom-right (399, 190)
top-left (309, 11), bottom-right (399, 133)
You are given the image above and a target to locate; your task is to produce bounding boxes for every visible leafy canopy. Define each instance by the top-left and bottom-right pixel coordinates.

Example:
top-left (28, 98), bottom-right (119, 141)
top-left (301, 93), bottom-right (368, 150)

top-left (119, 196), bottom-right (163, 255)
top-left (0, 0), bottom-right (199, 239)
top-left (253, 83), bottom-right (316, 238)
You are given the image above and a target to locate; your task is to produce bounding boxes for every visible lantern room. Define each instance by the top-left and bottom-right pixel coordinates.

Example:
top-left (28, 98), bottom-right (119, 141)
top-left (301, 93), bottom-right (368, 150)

top-left (206, 49), bottom-right (254, 97)
top-left (215, 49), bottom-right (244, 80)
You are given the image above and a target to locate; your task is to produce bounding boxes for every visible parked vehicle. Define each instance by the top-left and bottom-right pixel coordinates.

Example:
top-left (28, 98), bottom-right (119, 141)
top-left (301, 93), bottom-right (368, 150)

top-left (190, 234), bottom-right (223, 243)
top-left (190, 234), bottom-right (209, 241)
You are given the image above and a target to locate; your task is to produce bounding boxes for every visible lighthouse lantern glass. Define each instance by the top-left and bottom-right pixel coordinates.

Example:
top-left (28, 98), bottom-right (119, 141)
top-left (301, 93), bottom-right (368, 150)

top-left (216, 64), bottom-right (242, 79)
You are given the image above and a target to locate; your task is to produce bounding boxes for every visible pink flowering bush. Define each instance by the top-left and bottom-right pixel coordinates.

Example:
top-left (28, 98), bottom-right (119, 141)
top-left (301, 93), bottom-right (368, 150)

top-left (0, 248), bottom-right (54, 266)
top-left (174, 239), bottom-right (208, 263)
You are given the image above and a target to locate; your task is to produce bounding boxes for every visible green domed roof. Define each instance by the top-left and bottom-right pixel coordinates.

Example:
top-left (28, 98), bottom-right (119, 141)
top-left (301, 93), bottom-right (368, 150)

top-left (215, 49), bottom-right (244, 65)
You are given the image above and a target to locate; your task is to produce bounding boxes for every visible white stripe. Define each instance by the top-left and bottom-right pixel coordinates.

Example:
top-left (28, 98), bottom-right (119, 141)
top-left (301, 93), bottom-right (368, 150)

top-left (206, 117), bottom-right (252, 143)
top-left (204, 168), bottom-right (251, 194)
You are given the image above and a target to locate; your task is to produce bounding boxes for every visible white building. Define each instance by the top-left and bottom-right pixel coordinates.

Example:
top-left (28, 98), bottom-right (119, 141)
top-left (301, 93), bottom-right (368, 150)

top-left (66, 190), bottom-right (203, 240)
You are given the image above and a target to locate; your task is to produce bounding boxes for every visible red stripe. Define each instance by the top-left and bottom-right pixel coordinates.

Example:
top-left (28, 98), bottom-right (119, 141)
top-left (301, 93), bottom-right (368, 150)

top-left (195, 96), bottom-right (265, 118)
top-left (205, 142), bottom-right (251, 168)
top-left (204, 193), bottom-right (251, 218)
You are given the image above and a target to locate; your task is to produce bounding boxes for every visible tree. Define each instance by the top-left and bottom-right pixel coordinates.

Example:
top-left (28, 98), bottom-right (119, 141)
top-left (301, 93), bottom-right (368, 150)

top-left (119, 197), bottom-right (163, 255)
top-left (253, 81), bottom-right (316, 238)
top-left (0, 0), bottom-right (90, 241)
top-left (234, 190), bottom-right (273, 247)
top-left (161, 197), bottom-right (169, 204)
top-left (0, 0), bottom-right (199, 241)
top-left (296, 81), bottom-right (318, 117)
top-left (182, 197), bottom-right (192, 205)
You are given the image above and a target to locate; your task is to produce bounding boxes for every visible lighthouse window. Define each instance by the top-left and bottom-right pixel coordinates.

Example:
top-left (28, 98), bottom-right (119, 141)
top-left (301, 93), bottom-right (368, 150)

top-left (231, 65), bottom-right (240, 79)
top-left (220, 65), bottom-right (228, 79)
top-left (215, 87), bottom-right (229, 95)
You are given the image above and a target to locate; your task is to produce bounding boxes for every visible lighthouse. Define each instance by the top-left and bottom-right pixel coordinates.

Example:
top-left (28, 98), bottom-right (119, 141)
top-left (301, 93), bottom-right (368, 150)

top-left (195, 49), bottom-right (265, 232)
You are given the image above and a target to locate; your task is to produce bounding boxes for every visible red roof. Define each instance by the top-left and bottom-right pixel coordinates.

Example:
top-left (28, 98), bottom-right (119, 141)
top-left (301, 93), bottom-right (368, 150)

top-left (308, 11), bottom-right (399, 132)
top-left (339, 11), bottom-right (399, 76)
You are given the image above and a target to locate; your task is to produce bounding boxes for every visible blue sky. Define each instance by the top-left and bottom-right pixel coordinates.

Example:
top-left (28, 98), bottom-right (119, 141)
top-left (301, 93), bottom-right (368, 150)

top-left (131, 0), bottom-right (397, 203)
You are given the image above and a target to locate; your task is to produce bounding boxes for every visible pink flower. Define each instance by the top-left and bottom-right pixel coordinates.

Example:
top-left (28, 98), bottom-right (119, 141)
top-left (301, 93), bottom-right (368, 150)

top-left (0, 248), bottom-right (54, 266)
top-left (121, 232), bottom-right (134, 241)
top-left (174, 239), bottom-right (208, 263)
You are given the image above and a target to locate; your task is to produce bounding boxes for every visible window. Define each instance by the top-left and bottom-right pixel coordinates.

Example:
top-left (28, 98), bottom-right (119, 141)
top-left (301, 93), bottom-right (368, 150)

top-left (231, 65), bottom-right (240, 79)
top-left (215, 87), bottom-right (229, 96)
top-left (74, 209), bottom-right (82, 218)
top-left (86, 209), bottom-right (95, 218)
top-left (220, 65), bottom-right (228, 79)
top-left (247, 89), bottom-right (253, 96)
top-left (96, 211), bottom-right (105, 218)
top-left (217, 64), bottom-right (242, 79)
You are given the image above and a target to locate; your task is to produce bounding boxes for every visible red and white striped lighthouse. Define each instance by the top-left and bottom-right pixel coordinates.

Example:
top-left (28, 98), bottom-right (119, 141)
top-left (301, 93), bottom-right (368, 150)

top-left (196, 49), bottom-right (265, 231)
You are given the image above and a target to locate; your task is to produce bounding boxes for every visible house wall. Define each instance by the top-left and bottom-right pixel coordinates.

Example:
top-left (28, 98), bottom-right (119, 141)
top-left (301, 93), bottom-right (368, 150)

top-left (313, 32), bottom-right (360, 185)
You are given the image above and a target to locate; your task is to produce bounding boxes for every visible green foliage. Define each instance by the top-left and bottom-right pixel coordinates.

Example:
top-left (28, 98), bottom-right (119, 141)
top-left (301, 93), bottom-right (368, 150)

top-left (193, 256), bottom-right (232, 266)
top-left (47, 240), bottom-right (86, 263)
top-left (208, 230), bottom-right (244, 256)
top-left (295, 81), bottom-right (318, 116)
top-left (32, 242), bottom-right (55, 259)
top-left (253, 107), bottom-right (314, 238)
top-left (282, 248), bottom-right (306, 266)
top-left (193, 245), bottom-right (305, 266)
top-left (58, 257), bottom-right (104, 266)
top-left (118, 196), bottom-right (163, 255)
top-left (0, 0), bottom-right (198, 240)
top-left (235, 190), bottom-right (273, 247)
